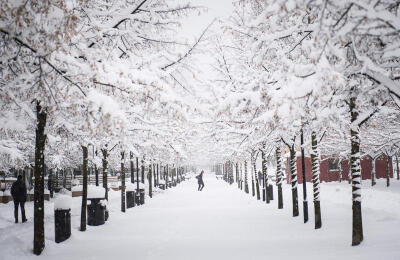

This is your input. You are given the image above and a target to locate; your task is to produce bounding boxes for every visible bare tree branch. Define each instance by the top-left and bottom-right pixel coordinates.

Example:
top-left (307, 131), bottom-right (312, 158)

top-left (333, 3), bottom-right (354, 28)
top-left (162, 20), bottom-right (214, 71)
top-left (358, 100), bottom-right (389, 127)
top-left (287, 30), bottom-right (313, 54)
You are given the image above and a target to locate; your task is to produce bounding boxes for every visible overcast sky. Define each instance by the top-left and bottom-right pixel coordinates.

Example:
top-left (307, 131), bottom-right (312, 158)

top-left (173, 0), bottom-right (236, 166)
top-left (177, 0), bottom-right (235, 39)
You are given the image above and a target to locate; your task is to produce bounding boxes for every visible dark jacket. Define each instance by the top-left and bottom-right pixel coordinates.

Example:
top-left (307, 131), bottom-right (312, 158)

top-left (11, 179), bottom-right (27, 202)
top-left (196, 173), bottom-right (204, 184)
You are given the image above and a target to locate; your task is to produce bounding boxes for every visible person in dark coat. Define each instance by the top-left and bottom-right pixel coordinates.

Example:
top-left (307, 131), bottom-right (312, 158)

top-left (11, 175), bottom-right (27, 223)
top-left (196, 171), bottom-right (205, 191)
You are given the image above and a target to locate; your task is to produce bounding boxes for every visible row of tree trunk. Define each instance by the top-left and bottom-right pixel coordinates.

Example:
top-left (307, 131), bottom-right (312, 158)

top-left (32, 101), bottom-right (187, 255)
top-left (216, 108), bottom-right (367, 247)
top-left (216, 131), bottom-right (323, 244)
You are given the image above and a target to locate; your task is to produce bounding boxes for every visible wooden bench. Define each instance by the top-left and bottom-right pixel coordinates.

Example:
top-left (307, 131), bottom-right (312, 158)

top-left (71, 176), bottom-right (119, 197)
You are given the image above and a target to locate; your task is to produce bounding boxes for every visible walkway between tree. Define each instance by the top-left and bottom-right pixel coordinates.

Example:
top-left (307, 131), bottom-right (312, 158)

top-left (1, 173), bottom-right (400, 259)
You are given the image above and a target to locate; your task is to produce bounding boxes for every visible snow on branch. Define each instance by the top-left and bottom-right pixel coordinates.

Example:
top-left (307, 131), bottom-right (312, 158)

top-left (0, 29), bottom-right (87, 97)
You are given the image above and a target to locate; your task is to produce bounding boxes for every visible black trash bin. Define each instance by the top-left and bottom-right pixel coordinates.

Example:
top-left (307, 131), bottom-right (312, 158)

top-left (159, 184), bottom-right (166, 190)
top-left (135, 189), bottom-right (145, 205)
top-left (268, 185), bottom-right (274, 200)
top-left (55, 209), bottom-right (71, 243)
top-left (87, 198), bottom-right (106, 226)
top-left (126, 191), bottom-right (136, 208)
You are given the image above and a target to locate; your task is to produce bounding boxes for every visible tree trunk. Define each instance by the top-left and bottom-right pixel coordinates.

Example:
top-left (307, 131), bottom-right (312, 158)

top-left (171, 165), bottom-right (173, 181)
top-left (238, 162), bottom-right (241, 189)
top-left (95, 165), bottom-right (99, 187)
top-left (121, 151), bottom-right (126, 212)
top-left (289, 145), bottom-right (299, 217)
top-left (251, 175), bottom-right (255, 196)
top-left (230, 164), bottom-right (232, 182)
top-left (223, 163), bottom-right (226, 182)
top-left (224, 163), bottom-right (227, 182)
top-left (386, 155), bottom-right (390, 187)
top-left (225, 163), bottom-right (227, 182)
top-left (80, 146), bottom-right (88, 231)
top-left (261, 147), bottom-right (269, 204)
top-left (231, 162), bottom-right (234, 184)
top-left (275, 143), bottom-right (283, 209)
top-left (244, 160), bottom-right (249, 193)
top-left (49, 170), bottom-right (53, 198)
top-left (239, 162), bottom-right (243, 190)
top-left (55, 169), bottom-right (59, 192)
top-left (163, 164), bottom-right (165, 180)
top-left (141, 159), bottom-right (145, 184)
top-left (253, 160), bottom-right (260, 200)
top-left (136, 157), bottom-right (139, 191)
top-left (235, 162), bottom-right (239, 184)
top-left (101, 149), bottom-right (108, 201)
top-left (157, 163), bottom-right (160, 186)
top-left (311, 132), bottom-right (322, 229)
top-left (149, 162), bottom-right (153, 198)
top-left (62, 170), bottom-right (66, 189)
top-left (227, 163), bottom-right (229, 183)
top-left (396, 154), bottom-right (399, 181)
top-left (33, 101), bottom-right (47, 255)
top-left (166, 164), bottom-right (169, 189)
top-left (300, 129), bottom-right (308, 223)
top-left (130, 152), bottom-right (134, 184)
top-left (153, 164), bottom-right (156, 187)
top-left (371, 157), bottom-right (376, 186)
top-left (350, 91), bottom-right (363, 246)
top-left (251, 158), bottom-right (255, 197)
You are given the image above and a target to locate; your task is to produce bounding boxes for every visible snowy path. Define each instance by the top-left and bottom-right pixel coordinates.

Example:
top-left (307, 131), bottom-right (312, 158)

top-left (1, 174), bottom-right (400, 260)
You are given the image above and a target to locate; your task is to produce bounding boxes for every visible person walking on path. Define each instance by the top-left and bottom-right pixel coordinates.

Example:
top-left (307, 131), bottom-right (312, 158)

top-left (196, 171), bottom-right (205, 191)
top-left (11, 175), bottom-right (27, 223)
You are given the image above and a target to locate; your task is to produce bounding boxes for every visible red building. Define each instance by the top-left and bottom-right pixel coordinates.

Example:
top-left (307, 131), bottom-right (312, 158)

top-left (286, 154), bottom-right (394, 184)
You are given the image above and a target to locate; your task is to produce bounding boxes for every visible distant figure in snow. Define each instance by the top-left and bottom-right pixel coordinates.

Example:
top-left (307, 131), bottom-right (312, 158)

top-left (196, 171), bottom-right (205, 191)
top-left (11, 175), bottom-right (27, 223)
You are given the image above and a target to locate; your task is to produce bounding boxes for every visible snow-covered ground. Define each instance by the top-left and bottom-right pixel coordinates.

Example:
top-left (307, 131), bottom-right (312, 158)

top-left (0, 173), bottom-right (399, 260)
